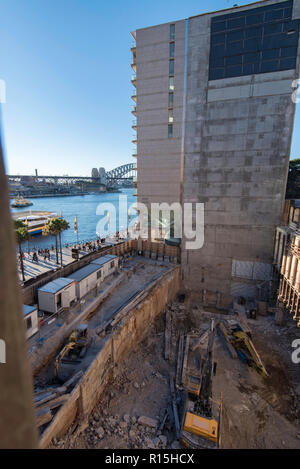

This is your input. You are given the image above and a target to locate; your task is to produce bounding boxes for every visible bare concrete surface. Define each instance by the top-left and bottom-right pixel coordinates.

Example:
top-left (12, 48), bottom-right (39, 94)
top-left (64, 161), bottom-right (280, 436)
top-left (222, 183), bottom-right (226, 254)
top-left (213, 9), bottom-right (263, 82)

top-left (49, 300), bottom-right (300, 450)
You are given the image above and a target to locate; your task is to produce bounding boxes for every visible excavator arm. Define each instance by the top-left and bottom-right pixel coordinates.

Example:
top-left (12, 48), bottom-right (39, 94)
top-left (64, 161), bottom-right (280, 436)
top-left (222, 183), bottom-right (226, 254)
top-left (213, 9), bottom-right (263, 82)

top-left (54, 342), bottom-right (75, 377)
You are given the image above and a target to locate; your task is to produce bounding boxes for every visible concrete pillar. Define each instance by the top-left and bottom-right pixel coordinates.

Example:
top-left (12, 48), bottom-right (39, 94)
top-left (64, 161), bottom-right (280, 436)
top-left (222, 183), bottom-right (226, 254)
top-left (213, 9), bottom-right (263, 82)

top-left (294, 296), bottom-right (300, 320)
top-left (290, 254), bottom-right (298, 285)
top-left (273, 229), bottom-right (280, 265)
top-left (280, 235), bottom-right (287, 275)
top-left (279, 233), bottom-right (286, 272)
top-left (296, 259), bottom-right (300, 291)
top-left (275, 305), bottom-right (284, 326)
top-left (285, 252), bottom-right (292, 279)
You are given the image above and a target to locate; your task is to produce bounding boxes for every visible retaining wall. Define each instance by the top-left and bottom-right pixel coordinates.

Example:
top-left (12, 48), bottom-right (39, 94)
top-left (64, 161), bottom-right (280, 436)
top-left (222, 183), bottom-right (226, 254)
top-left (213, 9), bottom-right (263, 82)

top-left (39, 266), bottom-right (180, 448)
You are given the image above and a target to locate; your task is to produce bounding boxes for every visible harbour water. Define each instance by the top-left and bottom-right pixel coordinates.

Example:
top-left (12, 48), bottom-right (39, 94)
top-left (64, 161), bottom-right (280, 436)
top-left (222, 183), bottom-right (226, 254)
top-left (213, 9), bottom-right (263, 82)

top-left (11, 188), bottom-right (137, 249)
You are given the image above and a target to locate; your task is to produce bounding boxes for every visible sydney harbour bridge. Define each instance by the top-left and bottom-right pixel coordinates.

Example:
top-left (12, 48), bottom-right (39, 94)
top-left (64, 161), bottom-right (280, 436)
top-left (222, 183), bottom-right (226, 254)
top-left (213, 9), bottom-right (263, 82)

top-left (7, 163), bottom-right (135, 185)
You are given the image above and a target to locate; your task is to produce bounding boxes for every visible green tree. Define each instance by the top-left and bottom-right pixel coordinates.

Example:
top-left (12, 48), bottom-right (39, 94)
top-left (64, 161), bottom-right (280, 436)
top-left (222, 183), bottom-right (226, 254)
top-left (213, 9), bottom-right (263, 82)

top-left (43, 218), bottom-right (60, 264)
top-left (44, 218), bottom-right (70, 266)
top-left (54, 218), bottom-right (70, 266)
top-left (14, 220), bottom-right (29, 282)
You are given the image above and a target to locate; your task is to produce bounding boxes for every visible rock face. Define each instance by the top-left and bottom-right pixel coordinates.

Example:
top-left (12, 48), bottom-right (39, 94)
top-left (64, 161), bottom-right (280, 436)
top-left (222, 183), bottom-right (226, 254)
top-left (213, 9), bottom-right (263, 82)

top-left (96, 426), bottom-right (105, 439)
top-left (137, 416), bottom-right (158, 429)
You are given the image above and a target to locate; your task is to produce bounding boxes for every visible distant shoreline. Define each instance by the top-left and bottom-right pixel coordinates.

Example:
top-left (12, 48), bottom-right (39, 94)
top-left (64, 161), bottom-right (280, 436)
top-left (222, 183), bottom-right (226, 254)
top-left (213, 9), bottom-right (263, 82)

top-left (9, 190), bottom-right (122, 199)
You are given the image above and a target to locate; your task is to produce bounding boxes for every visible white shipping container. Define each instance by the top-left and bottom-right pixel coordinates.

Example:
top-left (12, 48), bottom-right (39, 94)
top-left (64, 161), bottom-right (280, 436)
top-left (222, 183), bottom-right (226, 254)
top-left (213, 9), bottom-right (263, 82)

top-left (23, 305), bottom-right (39, 339)
top-left (67, 263), bottom-right (103, 300)
top-left (38, 278), bottom-right (77, 314)
top-left (91, 254), bottom-right (118, 280)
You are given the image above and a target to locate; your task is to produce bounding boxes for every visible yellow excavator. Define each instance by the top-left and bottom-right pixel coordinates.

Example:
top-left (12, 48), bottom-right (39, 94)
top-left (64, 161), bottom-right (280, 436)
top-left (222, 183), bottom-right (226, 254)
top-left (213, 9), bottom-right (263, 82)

top-left (228, 321), bottom-right (268, 377)
top-left (54, 324), bottom-right (88, 379)
top-left (180, 319), bottom-right (222, 449)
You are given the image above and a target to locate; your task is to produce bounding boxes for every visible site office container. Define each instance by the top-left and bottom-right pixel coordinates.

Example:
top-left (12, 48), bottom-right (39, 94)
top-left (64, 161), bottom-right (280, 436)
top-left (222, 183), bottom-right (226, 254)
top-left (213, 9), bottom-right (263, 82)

top-left (23, 304), bottom-right (39, 339)
top-left (91, 254), bottom-right (119, 280)
top-left (38, 278), bottom-right (77, 314)
top-left (67, 263), bottom-right (104, 300)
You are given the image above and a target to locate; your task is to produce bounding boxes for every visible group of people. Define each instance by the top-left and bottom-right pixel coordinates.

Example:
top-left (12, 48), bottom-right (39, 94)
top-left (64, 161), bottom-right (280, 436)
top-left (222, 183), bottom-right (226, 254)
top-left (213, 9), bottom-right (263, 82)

top-left (65, 237), bottom-right (106, 253)
top-left (24, 235), bottom-right (111, 265)
top-left (26, 247), bottom-right (51, 263)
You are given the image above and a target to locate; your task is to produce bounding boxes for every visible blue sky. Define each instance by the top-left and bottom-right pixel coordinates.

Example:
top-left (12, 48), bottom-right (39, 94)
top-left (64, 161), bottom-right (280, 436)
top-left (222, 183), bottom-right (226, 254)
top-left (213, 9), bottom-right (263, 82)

top-left (1, 0), bottom-right (299, 176)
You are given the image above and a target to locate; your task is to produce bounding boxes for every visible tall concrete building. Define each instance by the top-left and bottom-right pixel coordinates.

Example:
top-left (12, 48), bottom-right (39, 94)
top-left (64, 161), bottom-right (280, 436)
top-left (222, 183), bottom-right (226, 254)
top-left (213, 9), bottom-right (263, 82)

top-left (132, 0), bottom-right (300, 307)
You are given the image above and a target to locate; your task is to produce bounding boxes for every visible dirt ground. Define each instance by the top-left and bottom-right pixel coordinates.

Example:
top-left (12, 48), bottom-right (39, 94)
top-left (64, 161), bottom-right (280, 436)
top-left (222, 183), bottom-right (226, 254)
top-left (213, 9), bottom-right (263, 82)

top-left (50, 299), bottom-right (300, 450)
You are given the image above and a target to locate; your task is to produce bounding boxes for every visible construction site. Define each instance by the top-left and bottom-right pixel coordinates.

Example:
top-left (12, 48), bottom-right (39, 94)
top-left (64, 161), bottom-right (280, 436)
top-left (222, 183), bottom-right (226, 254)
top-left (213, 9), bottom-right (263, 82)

top-left (22, 242), bottom-right (300, 450)
top-left (2, 0), bottom-right (300, 453)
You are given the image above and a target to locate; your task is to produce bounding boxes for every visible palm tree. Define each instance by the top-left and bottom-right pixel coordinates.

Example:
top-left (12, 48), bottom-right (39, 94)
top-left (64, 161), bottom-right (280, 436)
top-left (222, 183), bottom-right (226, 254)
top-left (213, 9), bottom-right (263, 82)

top-left (14, 220), bottom-right (29, 282)
top-left (43, 218), bottom-right (59, 264)
top-left (54, 218), bottom-right (70, 266)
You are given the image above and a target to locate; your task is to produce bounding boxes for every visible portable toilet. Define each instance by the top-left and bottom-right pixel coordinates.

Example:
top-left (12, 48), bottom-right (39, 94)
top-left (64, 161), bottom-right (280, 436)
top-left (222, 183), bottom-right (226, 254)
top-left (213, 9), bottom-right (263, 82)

top-left (38, 278), bottom-right (77, 314)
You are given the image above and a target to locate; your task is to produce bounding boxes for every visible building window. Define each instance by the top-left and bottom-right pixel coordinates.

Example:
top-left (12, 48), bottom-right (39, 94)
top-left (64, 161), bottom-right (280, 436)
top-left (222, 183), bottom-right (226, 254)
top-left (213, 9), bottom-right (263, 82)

top-left (168, 92), bottom-right (174, 108)
top-left (26, 316), bottom-right (32, 330)
top-left (170, 24), bottom-right (175, 41)
top-left (169, 59), bottom-right (174, 75)
top-left (97, 270), bottom-right (102, 279)
top-left (110, 261), bottom-right (115, 268)
top-left (168, 109), bottom-right (174, 123)
top-left (169, 76), bottom-right (174, 91)
top-left (168, 124), bottom-right (173, 138)
top-left (169, 42), bottom-right (175, 58)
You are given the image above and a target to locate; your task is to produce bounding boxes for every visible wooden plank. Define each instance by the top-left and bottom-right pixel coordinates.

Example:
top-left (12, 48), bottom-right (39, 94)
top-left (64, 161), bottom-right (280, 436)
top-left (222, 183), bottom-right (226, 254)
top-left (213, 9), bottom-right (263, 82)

top-left (34, 386), bottom-right (67, 398)
top-left (36, 393), bottom-right (70, 411)
top-left (169, 374), bottom-right (180, 438)
top-left (36, 408), bottom-right (53, 427)
top-left (34, 392), bottom-right (57, 406)
top-left (63, 370), bottom-right (83, 389)
top-left (175, 334), bottom-right (184, 387)
top-left (164, 310), bottom-right (171, 361)
top-left (191, 329), bottom-right (210, 352)
top-left (181, 335), bottom-right (190, 386)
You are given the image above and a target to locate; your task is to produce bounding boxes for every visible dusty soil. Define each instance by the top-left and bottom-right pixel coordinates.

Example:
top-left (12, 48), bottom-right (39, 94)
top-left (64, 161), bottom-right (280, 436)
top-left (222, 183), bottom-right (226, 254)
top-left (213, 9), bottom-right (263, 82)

top-left (50, 300), bottom-right (300, 450)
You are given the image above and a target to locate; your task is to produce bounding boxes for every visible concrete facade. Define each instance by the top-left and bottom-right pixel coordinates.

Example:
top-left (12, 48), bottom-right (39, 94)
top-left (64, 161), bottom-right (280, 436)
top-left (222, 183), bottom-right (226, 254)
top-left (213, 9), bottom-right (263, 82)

top-left (133, 0), bottom-right (300, 307)
top-left (134, 19), bottom-right (185, 207)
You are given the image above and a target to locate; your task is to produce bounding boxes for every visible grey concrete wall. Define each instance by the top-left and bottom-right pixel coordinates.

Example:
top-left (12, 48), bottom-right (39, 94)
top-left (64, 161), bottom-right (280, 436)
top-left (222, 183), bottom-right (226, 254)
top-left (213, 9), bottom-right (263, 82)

top-left (181, 0), bottom-right (300, 307)
top-left (136, 20), bottom-right (185, 207)
top-left (134, 0), bottom-right (300, 307)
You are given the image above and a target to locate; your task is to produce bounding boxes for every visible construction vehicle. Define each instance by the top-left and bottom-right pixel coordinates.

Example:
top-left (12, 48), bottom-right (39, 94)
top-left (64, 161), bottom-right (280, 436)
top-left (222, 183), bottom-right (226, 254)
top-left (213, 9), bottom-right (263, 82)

top-left (54, 324), bottom-right (89, 380)
top-left (226, 320), bottom-right (268, 377)
top-left (180, 319), bottom-right (222, 449)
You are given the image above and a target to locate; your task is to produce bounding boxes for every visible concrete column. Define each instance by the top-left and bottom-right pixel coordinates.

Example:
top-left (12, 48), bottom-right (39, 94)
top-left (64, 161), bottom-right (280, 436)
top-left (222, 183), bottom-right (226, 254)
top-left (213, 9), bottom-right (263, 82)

top-left (285, 251), bottom-right (292, 279)
top-left (294, 296), bottom-right (300, 320)
top-left (280, 235), bottom-right (287, 275)
top-left (273, 229), bottom-right (280, 265)
top-left (296, 259), bottom-right (300, 291)
top-left (290, 254), bottom-right (298, 285)
top-left (275, 305), bottom-right (284, 326)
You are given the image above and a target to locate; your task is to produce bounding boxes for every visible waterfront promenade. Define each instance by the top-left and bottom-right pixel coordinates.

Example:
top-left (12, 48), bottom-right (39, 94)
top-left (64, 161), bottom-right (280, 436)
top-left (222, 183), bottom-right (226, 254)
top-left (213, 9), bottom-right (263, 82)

top-left (18, 247), bottom-right (89, 283)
